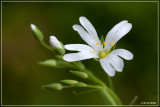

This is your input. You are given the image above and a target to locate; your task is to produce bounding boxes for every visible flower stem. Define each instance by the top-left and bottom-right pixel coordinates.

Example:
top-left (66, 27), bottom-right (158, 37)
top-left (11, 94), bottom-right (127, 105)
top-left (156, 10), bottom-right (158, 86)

top-left (105, 86), bottom-right (122, 105)
top-left (73, 61), bottom-right (122, 105)
top-left (41, 41), bottom-right (54, 52)
top-left (73, 62), bottom-right (106, 87)
top-left (107, 75), bottom-right (114, 91)
top-left (100, 89), bottom-right (117, 105)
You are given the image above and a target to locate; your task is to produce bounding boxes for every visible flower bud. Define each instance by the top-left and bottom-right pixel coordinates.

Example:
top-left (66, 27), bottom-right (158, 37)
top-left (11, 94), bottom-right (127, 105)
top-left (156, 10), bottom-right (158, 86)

top-left (49, 36), bottom-right (65, 55)
top-left (30, 24), bottom-right (44, 41)
top-left (61, 80), bottom-right (78, 85)
top-left (42, 83), bottom-right (62, 91)
top-left (73, 82), bottom-right (87, 87)
top-left (38, 59), bottom-right (57, 67)
top-left (70, 70), bottom-right (88, 79)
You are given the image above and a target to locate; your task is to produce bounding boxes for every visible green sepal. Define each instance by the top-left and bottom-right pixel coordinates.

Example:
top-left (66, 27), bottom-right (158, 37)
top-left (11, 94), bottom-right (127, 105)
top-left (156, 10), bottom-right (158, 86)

top-left (55, 55), bottom-right (63, 59)
top-left (110, 43), bottom-right (116, 51)
top-left (61, 80), bottom-right (78, 85)
top-left (55, 47), bottom-right (65, 55)
top-left (100, 35), bottom-right (105, 43)
top-left (53, 42), bottom-right (65, 55)
top-left (30, 24), bottom-right (44, 42)
top-left (42, 83), bottom-right (62, 91)
top-left (73, 82), bottom-right (88, 87)
top-left (93, 58), bottom-right (99, 61)
top-left (70, 70), bottom-right (88, 79)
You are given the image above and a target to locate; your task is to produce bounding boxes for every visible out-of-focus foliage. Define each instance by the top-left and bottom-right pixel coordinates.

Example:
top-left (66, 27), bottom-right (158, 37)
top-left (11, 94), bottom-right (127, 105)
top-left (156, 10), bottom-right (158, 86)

top-left (2, 2), bottom-right (158, 105)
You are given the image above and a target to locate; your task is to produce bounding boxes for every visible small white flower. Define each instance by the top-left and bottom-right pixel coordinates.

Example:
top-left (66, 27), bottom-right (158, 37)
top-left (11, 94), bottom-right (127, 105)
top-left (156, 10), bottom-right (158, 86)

top-left (63, 16), bottom-right (133, 77)
top-left (49, 36), bottom-right (62, 49)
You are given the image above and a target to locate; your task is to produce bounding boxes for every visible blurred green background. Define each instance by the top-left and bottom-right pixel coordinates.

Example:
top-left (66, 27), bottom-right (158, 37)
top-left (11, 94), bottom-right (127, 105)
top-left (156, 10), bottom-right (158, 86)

top-left (2, 1), bottom-right (158, 105)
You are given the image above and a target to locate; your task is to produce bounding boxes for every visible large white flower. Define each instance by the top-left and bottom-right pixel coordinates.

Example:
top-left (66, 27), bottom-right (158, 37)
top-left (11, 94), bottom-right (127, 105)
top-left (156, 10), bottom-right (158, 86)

top-left (63, 16), bottom-right (133, 77)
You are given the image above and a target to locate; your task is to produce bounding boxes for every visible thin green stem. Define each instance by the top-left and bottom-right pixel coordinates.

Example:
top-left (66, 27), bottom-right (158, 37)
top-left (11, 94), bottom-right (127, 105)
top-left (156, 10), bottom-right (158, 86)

top-left (73, 62), bottom-right (106, 87)
top-left (72, 62), bottom-right (122, 105)
top-left (41, 41), bottom-right (54, 52)
top-left (87, 85), bottom-right (104, 89)
top-left (87, 85), bottom-right (117, 105)
top-left (107, 75), bottom-right (114, 91)
top-left (73, 89), bottom-right (100, 95)
top-left (100, 89), bottom-right (117, 105)
top-left (105, 86), bottom-right (122, 105)
top-left (129, 96), bottom-right (138, 105)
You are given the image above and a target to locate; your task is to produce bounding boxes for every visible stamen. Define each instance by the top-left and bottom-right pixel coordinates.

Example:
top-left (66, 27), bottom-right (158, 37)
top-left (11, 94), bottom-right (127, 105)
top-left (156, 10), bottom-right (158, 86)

top-left (111, 42), bottom-right (114, 46)
top-left (108, 49), bottom-right (111, 52)
top-left (94, 49), bottom-right (96, 52)
top-left (96, 43), bottom-right (98, 45)
top-left (107, 54), bottom-right (109, 56)
top-left (103, 42), bottom-right (106, 45)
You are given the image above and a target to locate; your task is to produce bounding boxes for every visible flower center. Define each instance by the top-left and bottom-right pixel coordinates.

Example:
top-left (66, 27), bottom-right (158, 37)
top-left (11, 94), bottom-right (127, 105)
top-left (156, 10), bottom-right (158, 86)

top-left (99, 52), bottom-right (107, 58)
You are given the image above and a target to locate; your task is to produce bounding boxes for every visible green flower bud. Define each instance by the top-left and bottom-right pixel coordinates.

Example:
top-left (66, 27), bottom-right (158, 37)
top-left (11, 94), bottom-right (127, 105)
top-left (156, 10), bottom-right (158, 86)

top-left (30, 24), bottom-right (44, 41)
top-left (49, 36), bottom-right (65, 55)
top-left (42, 83), bottom-right (62, 91)
top-left (38, 59), bottom-right (57, 67)
top-left (61, 80), bottom-right (78, 85)
top-left (73, 82), bottom-right (87, 87)
top-left (70, 70), bottom-right (88, 79)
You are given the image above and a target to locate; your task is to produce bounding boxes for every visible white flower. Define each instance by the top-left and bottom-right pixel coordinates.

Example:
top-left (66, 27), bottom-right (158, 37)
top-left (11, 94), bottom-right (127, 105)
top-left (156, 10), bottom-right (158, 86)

top-left (63, 16), bottom-right (133, 77)
top-left (49, 36), bottom-right (62, 49)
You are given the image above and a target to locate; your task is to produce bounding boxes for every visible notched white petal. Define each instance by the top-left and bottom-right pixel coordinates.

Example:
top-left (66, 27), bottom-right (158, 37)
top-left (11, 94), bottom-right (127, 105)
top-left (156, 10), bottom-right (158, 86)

top-left (79, 16), bottom-right (100, 43)
top-left (64, 44), bottom-right (94, 52)
top-left (73, 24), bottom-right (97, 48)
top-left (113, 23), bottom-right (132, 43)
top-left (111, 49), bottom-right (133, 60)
top-left (63, 52), bottom-right (95, 62)
top-left (100, 58), bottom-right (116, 77)
top-left (108, 55), bottom-right (124, 72)
top-left (105, 20), bottom-right (132, 49)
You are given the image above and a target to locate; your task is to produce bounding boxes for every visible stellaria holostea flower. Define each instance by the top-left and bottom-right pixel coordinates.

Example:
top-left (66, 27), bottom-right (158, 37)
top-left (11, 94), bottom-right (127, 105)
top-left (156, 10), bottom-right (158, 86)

top-left (63, 16), bottom-right (133, 76)
top-left (49, 36), bottom-right (65, 55)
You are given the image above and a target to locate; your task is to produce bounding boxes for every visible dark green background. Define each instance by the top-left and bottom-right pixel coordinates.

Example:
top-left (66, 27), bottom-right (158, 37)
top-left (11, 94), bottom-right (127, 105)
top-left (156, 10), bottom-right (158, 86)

top-left (2, 1), bottom-right (158, 105)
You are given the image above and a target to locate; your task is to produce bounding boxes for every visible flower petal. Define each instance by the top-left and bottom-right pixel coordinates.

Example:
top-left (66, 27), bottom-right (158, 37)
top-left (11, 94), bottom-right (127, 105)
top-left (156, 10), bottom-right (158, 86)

top-left (65, 44), bottom-right (94, 52)
top-left (79, 16), bottom-right (100, 44)
top-left (107, 54), bottom-right (124, 72)
top-left (63, 52), bottom-right (95, 62)
top-left (49, 36), bottom-right (62, 49)
top-left (73, 25), bottom-right (98, 48)
top-left (105, 20), bottom-right (132, 49)
top-left (100, 58), bottom-right (116, 77)
top-left (110, 49), bottom-right (133, 60)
